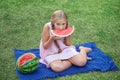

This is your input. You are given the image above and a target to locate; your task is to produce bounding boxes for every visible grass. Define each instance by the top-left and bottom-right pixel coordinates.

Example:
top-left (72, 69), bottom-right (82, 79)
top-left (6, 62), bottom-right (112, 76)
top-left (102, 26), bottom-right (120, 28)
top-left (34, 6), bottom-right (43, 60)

top-left (0, 0), bottom-right (120, 80)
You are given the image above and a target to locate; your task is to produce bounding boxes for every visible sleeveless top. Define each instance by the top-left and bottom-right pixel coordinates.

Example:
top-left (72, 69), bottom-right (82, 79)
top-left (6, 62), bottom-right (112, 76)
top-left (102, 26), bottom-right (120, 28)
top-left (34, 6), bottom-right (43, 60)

top-left (39, 22), bottom-right (69, 62)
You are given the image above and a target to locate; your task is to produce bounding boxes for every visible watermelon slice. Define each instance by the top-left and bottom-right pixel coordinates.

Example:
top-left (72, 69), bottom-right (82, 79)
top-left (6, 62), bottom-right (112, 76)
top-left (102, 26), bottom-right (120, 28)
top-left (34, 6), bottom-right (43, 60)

top-left (16, 53), bottom-right (39, 73)
top-left (18, 53), bottom-right (35, 67)
top-left (51, 26), bottom-right (74, 37)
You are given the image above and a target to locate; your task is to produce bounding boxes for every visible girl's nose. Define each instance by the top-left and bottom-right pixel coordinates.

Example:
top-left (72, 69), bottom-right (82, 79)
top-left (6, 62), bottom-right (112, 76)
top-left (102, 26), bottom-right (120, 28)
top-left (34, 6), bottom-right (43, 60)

top-left (59, 26), bottom-right (63, 30)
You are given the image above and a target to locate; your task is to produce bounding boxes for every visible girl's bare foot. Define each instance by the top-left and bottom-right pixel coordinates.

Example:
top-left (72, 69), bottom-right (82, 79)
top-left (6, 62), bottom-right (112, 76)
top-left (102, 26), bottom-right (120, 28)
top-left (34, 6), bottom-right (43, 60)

top-left (79, 46), bottom-right (92, 60)
top-left (79, 46), bottom-right (92, 53)
top-left (87, 57), bottom-right (92, 60)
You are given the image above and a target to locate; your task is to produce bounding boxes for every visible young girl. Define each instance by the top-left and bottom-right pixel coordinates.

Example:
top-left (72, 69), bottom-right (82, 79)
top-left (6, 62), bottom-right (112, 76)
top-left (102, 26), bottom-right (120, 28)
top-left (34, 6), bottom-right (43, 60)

top-left (39, 10), bottom-right (92, 72)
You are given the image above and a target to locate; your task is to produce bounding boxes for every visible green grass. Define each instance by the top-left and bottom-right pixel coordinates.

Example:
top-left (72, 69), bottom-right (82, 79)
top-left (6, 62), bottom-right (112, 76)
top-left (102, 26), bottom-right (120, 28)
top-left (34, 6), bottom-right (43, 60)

top-left (0, 0), bottom-right (120, 80)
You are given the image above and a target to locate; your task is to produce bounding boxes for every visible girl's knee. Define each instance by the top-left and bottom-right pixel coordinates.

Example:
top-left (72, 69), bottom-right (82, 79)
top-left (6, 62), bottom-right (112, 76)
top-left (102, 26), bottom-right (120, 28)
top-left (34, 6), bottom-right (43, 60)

top-left (73, 59), bottom-right (87, 66)
top-left (50, 63), bottom-right (64, 72)
top-left (69, 55), bottom-right (87, 67)
top-left (77, 59), bottom-right (87, 66)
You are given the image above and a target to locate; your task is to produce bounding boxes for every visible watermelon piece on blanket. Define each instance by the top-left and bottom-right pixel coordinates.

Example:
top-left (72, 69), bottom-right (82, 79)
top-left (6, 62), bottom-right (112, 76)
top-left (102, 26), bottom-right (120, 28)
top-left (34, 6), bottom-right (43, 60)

top-left (16, 53), bottom-right (39, 73)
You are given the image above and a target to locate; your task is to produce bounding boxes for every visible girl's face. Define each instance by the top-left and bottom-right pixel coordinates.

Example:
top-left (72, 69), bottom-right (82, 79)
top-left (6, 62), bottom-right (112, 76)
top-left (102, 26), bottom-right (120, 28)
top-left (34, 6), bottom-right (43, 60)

top-left (53, 19), bottom-right (67, 30)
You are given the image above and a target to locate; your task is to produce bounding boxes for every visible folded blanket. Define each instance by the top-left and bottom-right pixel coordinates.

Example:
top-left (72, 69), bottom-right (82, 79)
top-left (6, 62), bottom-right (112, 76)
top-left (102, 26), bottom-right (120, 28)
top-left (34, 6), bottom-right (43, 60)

top-left (14, 42), bottom-right (119, 80)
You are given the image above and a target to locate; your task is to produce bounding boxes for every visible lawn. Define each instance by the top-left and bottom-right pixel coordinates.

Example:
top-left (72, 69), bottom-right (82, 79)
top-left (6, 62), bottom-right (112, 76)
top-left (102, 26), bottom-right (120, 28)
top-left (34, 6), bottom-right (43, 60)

top-left (0, 0), bottom-right (120, 80)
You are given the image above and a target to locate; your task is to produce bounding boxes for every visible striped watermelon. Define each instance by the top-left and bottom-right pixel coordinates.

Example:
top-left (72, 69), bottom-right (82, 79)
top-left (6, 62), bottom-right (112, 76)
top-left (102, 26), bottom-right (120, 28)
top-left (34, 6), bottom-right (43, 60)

top-left (51, 26), bottom-right (74, 38)
top-left (16, 53), bottom-right (39, 73)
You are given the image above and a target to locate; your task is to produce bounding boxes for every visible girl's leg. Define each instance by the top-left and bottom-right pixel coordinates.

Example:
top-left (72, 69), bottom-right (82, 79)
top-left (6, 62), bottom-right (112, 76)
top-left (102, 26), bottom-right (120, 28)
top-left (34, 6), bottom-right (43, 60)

top-left (68, 46), bottom-right (92, 66)
top-left (50, 60), bottom-right (72, 72)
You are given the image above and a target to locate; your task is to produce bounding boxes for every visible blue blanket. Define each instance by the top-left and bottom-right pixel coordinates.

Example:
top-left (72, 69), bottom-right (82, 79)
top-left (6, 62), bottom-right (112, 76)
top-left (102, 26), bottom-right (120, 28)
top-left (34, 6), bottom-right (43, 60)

top-left (14, 42), bottom-right (119, 80)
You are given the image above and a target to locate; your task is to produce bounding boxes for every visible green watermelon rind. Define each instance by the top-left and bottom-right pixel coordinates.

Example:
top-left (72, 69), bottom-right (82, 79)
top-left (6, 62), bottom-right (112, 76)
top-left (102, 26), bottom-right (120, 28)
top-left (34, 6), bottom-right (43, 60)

top-left (16, 53), bottom-right (39, 73)
top-left (19, 64), bottom-right (38, 73)
top-left (17, 58), bottom-right (39, 73)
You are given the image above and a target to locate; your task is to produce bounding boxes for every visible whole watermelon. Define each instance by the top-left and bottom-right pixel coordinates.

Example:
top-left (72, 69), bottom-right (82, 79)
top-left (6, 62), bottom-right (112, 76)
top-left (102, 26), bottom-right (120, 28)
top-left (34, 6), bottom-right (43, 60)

top-left (16, 53), bottom-right (39, 73)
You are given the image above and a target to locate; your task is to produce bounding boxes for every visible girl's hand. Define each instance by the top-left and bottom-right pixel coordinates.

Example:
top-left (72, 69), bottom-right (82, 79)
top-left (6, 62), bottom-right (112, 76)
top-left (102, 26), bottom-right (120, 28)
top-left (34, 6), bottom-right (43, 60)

top-left (51, 35), bottom-right (63, 40)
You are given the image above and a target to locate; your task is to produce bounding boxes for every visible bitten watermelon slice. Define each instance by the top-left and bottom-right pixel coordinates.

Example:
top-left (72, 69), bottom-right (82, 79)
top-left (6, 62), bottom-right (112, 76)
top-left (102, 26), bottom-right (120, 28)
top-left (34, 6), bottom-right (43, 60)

top-left (51, 26), bottom-right (74, 37)
top-left (16, 53), bottom-right (39, 73)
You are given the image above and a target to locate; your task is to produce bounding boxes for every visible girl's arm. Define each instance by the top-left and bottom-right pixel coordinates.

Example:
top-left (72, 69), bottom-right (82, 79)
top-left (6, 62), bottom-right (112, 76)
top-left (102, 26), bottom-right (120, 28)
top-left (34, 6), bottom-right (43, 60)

top-left (42, 24), bottom-right (54, 49)
top-left (64, 35), bottom-right (72, 46)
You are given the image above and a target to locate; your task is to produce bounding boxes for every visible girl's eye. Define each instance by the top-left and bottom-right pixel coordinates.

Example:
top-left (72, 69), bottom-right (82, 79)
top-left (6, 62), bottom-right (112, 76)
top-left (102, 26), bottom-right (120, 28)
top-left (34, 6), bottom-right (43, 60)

top-left (57, 23), bottom-right (60, 25)
top-left (62, 23), bottom-right (65, 25)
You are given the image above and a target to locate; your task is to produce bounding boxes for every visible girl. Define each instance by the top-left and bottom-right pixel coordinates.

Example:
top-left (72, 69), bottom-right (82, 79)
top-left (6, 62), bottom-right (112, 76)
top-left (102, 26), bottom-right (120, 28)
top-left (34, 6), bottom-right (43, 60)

top-left (39, 10), bottom-right (92, 72)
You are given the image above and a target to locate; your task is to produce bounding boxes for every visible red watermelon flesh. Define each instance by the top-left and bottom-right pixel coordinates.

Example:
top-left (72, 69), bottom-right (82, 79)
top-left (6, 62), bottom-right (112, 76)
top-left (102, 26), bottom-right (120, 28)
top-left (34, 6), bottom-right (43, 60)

top-left (51, 26), bottom-right (74, 37)
top-left (18, 53), bottom-right (35, 66)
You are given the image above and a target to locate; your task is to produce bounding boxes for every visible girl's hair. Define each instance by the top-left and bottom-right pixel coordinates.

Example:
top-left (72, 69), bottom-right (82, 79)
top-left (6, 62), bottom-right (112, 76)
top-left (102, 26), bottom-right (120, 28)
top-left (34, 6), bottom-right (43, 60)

top-left (51, 10), bottom-right (68, 29)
